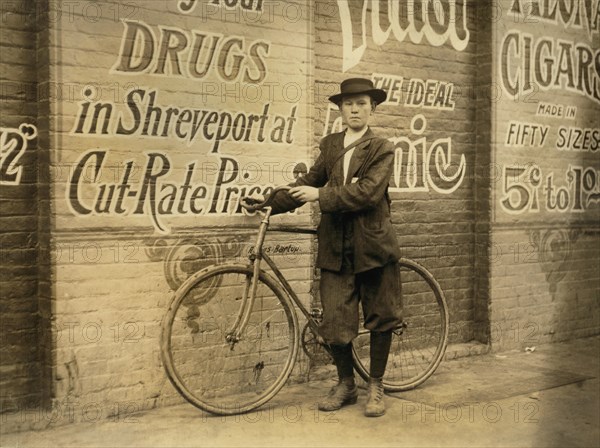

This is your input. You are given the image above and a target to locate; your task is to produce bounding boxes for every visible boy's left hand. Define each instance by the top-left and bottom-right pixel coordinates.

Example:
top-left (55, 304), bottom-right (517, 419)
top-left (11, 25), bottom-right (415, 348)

top-left (289, 186), bottom-right (319, 203)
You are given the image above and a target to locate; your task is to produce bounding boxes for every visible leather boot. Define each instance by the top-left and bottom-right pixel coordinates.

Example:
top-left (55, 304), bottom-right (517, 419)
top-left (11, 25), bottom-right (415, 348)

top-left (364, 376), bottom-right (385, 417)
top-left (318, 377), bottom-right (358, 411)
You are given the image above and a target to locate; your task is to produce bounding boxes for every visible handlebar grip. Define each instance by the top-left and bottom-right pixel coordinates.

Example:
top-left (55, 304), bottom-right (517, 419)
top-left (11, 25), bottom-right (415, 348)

top-left (240, 198), bottom-right (260, 212)
top-left (241, 185), bottom-right (291, 211)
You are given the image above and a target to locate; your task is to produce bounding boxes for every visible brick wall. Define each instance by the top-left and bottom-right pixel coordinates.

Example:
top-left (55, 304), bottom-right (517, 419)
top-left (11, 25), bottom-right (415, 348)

top-left (26, 0), bottom-right (314, 426)
top-left (473, 1), bottom-right (494, 344)
top-left (1, 0), bottom-right (599, 430)
top-left (0, 0), bottom-right (41, 412)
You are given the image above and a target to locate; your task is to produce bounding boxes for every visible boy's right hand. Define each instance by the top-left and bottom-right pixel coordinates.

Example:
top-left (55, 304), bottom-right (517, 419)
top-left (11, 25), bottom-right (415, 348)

top-left (240, 193), bottom-right (266, 211)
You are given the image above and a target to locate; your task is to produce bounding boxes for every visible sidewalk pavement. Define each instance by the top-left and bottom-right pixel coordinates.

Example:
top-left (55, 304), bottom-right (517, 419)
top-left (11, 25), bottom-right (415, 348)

top-left (1, 336), bottom-right (598, 448)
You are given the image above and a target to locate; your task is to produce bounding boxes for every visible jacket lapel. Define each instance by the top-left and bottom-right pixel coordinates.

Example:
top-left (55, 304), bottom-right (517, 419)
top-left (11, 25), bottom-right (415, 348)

top-left (345, 128), bottom-right (375, 184)
top-left (327, 128), bottom-right (375, 185)
top-left (327, 132), bottom-right (345, 183)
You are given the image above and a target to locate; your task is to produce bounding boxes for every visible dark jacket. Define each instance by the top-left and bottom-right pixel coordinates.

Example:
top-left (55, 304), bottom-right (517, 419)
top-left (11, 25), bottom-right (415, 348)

top-left (271, 127), bottom-right (401, 273)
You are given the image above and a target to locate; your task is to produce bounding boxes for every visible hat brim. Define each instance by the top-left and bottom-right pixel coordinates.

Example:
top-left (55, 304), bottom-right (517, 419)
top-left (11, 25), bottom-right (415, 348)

top-left (328, 88), bottom-right (387, 105)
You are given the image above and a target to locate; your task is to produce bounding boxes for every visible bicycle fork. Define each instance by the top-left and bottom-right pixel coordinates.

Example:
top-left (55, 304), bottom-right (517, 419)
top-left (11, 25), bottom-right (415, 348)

top-left (225, 208), bottom-right (272, 350)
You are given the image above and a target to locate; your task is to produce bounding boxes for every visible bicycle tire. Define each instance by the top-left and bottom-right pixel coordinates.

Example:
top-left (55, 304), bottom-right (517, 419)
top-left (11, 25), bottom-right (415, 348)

top-left (160, 263), bottom-right (299, 415)
top-left (352, 258), bottom-right (449, 392)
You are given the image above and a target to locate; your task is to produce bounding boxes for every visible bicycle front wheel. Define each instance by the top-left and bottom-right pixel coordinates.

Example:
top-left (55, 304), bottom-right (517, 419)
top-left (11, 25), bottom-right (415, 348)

top-left (352, 258), bottom-right (449, 391)
top-left (160, 263), bottom-right (299, 415)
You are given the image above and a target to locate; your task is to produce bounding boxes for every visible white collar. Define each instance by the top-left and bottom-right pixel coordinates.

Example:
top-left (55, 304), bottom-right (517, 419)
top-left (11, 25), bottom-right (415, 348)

top-left (343, 128), bottom-right (366, 182)
top-left (344, 126), bottom-right (369, 140)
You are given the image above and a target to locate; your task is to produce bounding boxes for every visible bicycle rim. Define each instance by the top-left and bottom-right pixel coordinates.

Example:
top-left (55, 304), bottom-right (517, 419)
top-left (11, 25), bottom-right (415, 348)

top-left (352, 258), bottom-right (449, 391)
top-left (160, 263), bottom-right (299, 415)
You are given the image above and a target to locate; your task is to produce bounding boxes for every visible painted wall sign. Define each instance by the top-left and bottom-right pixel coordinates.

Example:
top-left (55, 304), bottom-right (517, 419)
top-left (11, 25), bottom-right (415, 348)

top-left (57, 1), bottom-right (312, 233)
top-left (372, 74), bottom-right (456, 110)
top-left (66, 149), bottom-right (305, 233)
top-left (338, 0), bottom-right (471, 72)
top-left (536, 102), bottom-right (577, 119)
top-left (556, 126), bottom-right (600, 151)
top-left (500, 163), bottom-right (600, 213)
top-left (496, 0), bottom-right (600, 221)
top-left (177, 0), bottom-right (265, 14)
top-left (112, 21), bottom-right (270, 84)
top-left (389, 114), bottom-right (465, 194)
top-left (509, 0), bottom-right (599, 37)
top-left (71, 88), bottom-right (298, 153)
top-left (323, 107), bottom-right (466, 194)
top-left (499, 30), bottom-right (600, 104)
top-left (0, 123), bottom-right (37, 186)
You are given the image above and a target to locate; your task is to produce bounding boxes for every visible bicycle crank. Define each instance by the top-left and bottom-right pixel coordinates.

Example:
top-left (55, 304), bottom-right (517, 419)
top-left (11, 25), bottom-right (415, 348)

top-left (301, 322), bottom-right (332, 365)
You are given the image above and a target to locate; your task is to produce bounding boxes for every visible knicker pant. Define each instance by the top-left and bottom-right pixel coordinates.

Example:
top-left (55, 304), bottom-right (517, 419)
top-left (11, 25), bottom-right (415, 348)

top-left (318, 249), bottom-right (403, 345)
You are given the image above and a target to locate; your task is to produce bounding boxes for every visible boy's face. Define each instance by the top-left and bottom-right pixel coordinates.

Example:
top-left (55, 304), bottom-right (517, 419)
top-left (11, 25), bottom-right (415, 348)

top-left (339, 94), bottom-right (374, 132)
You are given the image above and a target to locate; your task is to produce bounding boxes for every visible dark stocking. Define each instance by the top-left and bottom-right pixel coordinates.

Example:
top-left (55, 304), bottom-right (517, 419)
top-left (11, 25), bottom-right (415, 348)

top-left (329, 343), bottom-right (354, 380)
top-left (370, 330), bottom-right (392, 378)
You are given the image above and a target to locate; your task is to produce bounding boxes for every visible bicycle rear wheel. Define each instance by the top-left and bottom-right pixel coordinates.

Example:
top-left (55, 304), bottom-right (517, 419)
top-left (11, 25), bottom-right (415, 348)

top-left (352, 258), bottom-right (449, 391)
top-left (160, 263), bottom-right (299, 415)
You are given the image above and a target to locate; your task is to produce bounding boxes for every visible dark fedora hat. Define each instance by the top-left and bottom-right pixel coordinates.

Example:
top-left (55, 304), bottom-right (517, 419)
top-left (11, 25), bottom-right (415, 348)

top-left (328, 78), bottom-right (387, 105)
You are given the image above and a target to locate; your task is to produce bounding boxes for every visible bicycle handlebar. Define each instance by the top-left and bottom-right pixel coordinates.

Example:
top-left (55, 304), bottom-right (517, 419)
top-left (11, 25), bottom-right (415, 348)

top-left (240, 185), bottom-right (291, 212)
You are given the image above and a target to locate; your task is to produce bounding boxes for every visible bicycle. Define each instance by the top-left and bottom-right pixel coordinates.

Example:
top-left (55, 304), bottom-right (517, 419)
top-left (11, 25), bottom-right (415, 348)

top-left (160, 186), bottom-right (449, 415)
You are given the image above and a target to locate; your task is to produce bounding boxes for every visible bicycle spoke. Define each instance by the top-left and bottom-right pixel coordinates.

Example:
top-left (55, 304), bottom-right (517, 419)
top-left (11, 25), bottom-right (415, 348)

top-left (403, 331), bottom-right (428, 377)
top-left (162, 265), bottom-right (298, 414)
top-left (352, 259), bottom-right (448, 391)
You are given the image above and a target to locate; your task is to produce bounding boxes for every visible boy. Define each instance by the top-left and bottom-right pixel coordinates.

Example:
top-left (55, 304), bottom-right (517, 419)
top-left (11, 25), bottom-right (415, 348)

top-left (244, 78), bottom-right (402, 417)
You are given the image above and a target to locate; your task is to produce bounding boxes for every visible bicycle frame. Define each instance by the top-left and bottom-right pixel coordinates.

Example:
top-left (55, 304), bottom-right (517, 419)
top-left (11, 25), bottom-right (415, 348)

top-left (226, 206), bottom-right (321, 347)
top-left (160, 191), bottom-right (448, 414)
